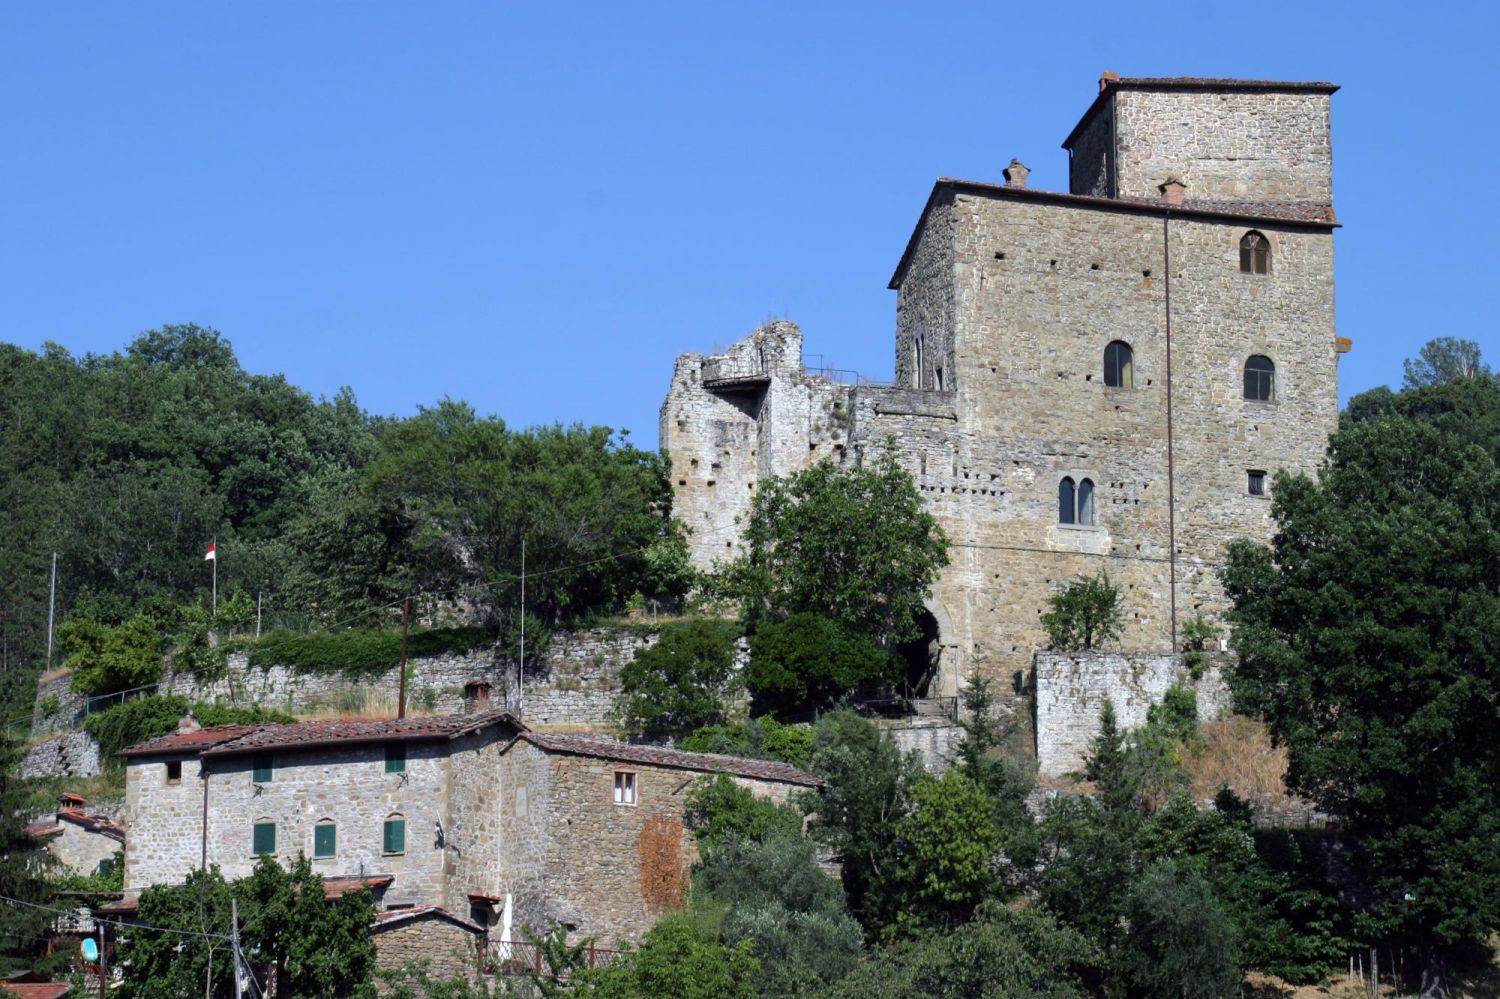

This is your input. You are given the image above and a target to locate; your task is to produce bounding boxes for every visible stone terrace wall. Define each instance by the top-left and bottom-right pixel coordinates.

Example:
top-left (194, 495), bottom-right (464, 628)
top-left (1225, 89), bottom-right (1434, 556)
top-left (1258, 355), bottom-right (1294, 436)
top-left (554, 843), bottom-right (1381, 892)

top-left (1034, 651), bottom-right (1231, 778)
top-left (22, 731), bottom-right (101, 779)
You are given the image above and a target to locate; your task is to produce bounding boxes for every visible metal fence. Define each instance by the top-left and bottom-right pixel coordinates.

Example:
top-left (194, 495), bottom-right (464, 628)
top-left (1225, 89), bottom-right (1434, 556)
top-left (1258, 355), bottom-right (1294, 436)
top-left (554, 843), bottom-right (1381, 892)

top-left (485, 940), bottom-right (621, 978)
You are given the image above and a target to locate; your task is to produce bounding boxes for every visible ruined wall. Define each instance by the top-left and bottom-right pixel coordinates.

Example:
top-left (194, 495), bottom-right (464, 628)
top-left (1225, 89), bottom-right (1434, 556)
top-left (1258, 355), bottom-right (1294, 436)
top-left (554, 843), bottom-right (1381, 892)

top-left (1033, 651), bottom-right (1231, 777)
top-left (1112, 87), bottom-right (1333, 203)
top-left (22, 731), bottom-right (101, 779)
top-left (894, 196), bottom-right (957, 390)
top-left (1066, 97), bottom-right (1115, 198)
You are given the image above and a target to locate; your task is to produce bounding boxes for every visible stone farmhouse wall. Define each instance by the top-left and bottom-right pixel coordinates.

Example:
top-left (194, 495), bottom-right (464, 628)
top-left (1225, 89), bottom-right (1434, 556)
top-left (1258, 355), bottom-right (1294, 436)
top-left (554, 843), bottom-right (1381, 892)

top-left (1033, 651), bottom-right (1231, 777)
top-left (43, 818), bottom-right (122, 876)
top-left (371, 912), bottom-right (484, 994)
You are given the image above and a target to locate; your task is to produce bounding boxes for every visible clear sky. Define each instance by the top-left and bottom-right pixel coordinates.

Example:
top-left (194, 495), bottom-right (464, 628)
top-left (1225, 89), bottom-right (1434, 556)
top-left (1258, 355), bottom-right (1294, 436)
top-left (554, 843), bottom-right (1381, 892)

top-left (3, 1), bottom-right (1496, 447)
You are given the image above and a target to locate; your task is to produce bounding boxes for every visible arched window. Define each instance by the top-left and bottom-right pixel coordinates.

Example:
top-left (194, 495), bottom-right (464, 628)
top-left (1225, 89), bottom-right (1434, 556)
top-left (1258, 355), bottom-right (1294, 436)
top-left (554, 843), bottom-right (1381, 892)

top-left (1239, 231), bottom-right (1270, 274)
top-left (1244, 355), bottom-right (1275, 402)
top-left (1103, 341), bottom-right (1134, 388)
top-left (1058, 477), bottom-right (1097, 526)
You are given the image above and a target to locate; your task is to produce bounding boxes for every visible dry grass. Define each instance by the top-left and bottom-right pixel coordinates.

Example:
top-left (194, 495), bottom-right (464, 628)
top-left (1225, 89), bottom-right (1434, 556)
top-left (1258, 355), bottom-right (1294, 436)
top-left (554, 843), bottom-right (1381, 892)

top-left (37, 666), bottom-right (73, 685)
top-left (293, 688), bottom-right (439, 721)
top-left (1183, 715), bottom-right (1290, 803)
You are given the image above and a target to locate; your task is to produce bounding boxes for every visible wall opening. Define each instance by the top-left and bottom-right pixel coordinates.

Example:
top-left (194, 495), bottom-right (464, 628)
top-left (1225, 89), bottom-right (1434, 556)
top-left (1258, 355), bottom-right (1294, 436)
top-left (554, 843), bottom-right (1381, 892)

top-left (896, 610), bottom-right (941, 698)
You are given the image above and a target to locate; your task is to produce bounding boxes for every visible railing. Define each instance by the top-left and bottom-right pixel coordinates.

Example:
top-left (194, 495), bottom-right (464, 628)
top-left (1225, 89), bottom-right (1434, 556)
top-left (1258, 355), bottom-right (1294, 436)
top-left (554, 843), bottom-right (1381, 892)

top-left (485, 940), bottom-right (621, 978)
top-left (802, 363), bottom-right (890, 387)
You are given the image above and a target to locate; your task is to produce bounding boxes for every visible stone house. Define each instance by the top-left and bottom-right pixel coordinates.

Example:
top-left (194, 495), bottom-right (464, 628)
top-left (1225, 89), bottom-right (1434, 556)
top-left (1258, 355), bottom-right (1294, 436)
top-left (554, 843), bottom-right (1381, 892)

top-left (662, 74), bottom-right (1346, 710)
top-left (24, 793), bottom-right (124, 877)
top-left (116, 710), bottom-right (818, 947)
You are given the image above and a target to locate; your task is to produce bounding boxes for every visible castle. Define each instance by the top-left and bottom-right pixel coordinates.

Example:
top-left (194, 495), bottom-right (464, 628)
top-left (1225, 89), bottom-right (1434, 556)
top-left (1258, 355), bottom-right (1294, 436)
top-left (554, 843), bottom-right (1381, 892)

top-left (662, 75), bottom-right (1347, 700)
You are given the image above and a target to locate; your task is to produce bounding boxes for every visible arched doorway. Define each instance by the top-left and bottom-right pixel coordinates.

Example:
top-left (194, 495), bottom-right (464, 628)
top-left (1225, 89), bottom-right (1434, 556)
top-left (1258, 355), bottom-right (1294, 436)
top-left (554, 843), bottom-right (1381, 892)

top-left (896, 610), bottom-right (941, 698)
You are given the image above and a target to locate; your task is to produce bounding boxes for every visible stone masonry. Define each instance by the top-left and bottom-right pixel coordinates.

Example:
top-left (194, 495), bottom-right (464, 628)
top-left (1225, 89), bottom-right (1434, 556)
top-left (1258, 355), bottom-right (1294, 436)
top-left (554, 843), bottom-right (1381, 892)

top-left (662, 75), bottom-right (1344, 716)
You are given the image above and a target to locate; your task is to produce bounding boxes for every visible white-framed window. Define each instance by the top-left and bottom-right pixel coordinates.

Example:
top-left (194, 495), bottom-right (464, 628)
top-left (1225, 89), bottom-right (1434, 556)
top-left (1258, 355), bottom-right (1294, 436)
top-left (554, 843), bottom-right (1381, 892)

top-left (613, 770), bottom-right (637, 806)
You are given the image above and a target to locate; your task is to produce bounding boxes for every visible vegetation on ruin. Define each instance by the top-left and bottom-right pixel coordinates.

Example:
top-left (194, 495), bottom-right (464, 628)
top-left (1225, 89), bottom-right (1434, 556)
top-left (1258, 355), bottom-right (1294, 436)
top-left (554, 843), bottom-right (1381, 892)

top-left (83, 695), bottom-right (294, 771)
top-left (677, 716), bottom-right (814, 769)
top-left (1040, 570), bottom-right (1125, 651)
top-left (244, 624), bottom-right (492, 678)
top-left (613, 619), bottom-right (742, 738)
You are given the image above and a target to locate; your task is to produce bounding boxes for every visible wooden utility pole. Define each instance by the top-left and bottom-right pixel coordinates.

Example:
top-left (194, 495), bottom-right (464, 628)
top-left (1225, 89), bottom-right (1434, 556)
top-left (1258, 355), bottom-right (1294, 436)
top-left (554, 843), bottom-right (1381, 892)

top-left (397, 597), bottom-right (410, 719)
top-left (231, 897), bottom-right (244, 999)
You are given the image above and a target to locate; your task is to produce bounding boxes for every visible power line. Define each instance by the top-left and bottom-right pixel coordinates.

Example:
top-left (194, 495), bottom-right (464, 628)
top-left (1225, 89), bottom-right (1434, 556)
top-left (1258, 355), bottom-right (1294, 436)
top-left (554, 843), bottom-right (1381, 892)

top-left (0, 894), bottom-right (232, 942)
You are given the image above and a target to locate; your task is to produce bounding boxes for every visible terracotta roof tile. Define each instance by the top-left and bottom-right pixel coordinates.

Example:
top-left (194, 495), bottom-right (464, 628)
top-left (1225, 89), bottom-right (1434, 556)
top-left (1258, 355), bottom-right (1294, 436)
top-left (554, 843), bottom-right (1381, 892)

top-left (519, 732), bottom-right (821, 786)
top-left (56, 808), bottom-right (125, 842)
top-left (22, 821), bottom-right (63, 841)
top-left (119, 709), bottom-right (522, 759)
top-left (322, 875), bottom-right (393, 900)
top-left (93, 896), bottom-right (138, 917)
top-left (1, 984), bottom-right (73, 999)
top-left (371, 906), bottom-right (484, 933)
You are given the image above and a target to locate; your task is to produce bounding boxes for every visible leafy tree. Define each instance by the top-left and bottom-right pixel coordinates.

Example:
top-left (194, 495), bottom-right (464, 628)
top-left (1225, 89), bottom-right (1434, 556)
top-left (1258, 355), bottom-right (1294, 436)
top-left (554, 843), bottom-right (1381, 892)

top-left (685, 775), bottom-right (803, 853)
top-left (745, 613), bottom-right (900, 716)
top-left (1346, 366), bottom-right (1500, 465)
top-left (61, 613), bottom-right (162, 695)
top-left (0, 740), bottom-right (62, 977)
top-left (1040, 571), bottom-right (1124, 651)
top-left (615, 619), bottom-right (741, 738)
top-left (1121, 861), bottom-right (1242, 999)
top-left (951, 674), bottom-right (1037, 874)
top-left (801, 712), bottom-right (923, 935)
top-left (728, 446), bottom-right (948, 645)
top-left (84, 695), bottom-right (292, 772)
top-left (822, 901), bottom-right (1094, 999)
top-left (1222, 414), bottom-right (1500, 955)
top-left (1401, 336), bottom-right (1492, 389)
top-left (887, 769), bottom-right (1003, 935)
top-left (574, 915), bottom-right (758, 999)
top-left (678, 717), bottom-right (813, 769)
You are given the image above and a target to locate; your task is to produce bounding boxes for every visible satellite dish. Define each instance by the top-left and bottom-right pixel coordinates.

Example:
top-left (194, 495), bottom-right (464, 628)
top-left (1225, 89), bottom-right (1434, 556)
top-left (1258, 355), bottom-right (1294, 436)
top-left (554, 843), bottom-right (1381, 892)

top-left (81, 937), bottom-right (99, 962)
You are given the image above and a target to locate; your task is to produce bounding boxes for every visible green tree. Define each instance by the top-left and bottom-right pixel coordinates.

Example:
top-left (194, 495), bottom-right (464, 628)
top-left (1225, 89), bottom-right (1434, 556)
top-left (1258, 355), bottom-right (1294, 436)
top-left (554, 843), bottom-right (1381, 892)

top-left (574, 915), bottom-right (758, 999)
top-left (685, 775), bottom-right (804, 853)
top-left (729, 446), bottom-right (948, 645)
top-left (888, 770), bottom-right (1003, 935)
top-left (1401, 336), bottom-right (1492, 389)
top-left (61, 613), bottom-right (162, 695)
top-left (745, 613), bottom-right (900, 716)
top-left (822, 901), bottom-right (1094, 999)
top-left (1222, 415), bottom-right (1500, 956)
top-left (1120, 862), bottom-right (1242, 999)
top-left (615, 619), bottom-right (741, 738)
top-left (0, 740), bottom-right (62, 976)
top-left (678, 717), bottom-right (814, 770)
top-left (1040, 571), bottom-right (1124, 651)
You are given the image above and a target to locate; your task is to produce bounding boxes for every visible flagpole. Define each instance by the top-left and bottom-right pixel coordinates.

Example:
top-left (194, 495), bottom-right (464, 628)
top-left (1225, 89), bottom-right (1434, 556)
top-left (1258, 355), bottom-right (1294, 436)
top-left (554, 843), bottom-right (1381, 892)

top-left (212, 536), bottom-right (217, 615)
top-left (46, 552), bottom-right (58, 670)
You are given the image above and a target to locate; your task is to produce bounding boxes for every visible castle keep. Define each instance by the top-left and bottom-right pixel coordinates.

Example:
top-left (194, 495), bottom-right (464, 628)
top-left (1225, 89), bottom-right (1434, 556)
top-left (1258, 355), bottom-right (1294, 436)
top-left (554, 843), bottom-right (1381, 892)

top-left (662, 75), bottom-right (1346, 700)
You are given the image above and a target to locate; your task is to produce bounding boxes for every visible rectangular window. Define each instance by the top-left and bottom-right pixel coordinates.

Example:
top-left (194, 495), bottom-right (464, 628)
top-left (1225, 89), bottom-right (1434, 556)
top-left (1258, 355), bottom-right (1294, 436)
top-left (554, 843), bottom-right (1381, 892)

top-left (613, 771), bottom-right (637, 806)
top-left (165, 760), bottom-right (182, 785)
top-left (1248, 470), bottom-right (1267, 496)
top-left (314, 823), bottom-right (336, 859)
top-left (252, 754), bottom-right (273, 783)
top-left (383, 818), bottom-right (406, 855)
top-left (252, 821), bottom-right (276, 856)
top-left (384, 743), bottom-right (406, 774)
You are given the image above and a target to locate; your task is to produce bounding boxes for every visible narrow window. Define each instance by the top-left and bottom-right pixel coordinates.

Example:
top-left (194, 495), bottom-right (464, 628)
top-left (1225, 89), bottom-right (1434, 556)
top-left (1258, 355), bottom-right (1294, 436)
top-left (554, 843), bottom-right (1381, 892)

top-left (383, 816), bottom-right (406, 855)
top-left (935, 366), bottom-right (945, 391)
top-left (1077, 479), bottom-right (1095, 526)
top-left (252, 821), bottom-right (276, 856)
top-left (252, 754), bottom-right (273, 783)
top-left (1058, 477), bottom-right (1076, 525)
top-left (165, 760), bottom-right (182, 785)
top-left (1239, 231), bottom-right (1271, 274)
top-left (314, 821), bottom-right (336, 859)
top-left (1247, 470), bottom-right (1267, 496)
top-left (385, 743), bottom-right (406, 774)
top-left (1244, 355), bottom-right (1275, 402)
top-left (613, 771), bottom-right (637, 806)
top-left (913, 333), bottom-right (925, 387)
top-left (1103, 341), bottom-right (1134, 388)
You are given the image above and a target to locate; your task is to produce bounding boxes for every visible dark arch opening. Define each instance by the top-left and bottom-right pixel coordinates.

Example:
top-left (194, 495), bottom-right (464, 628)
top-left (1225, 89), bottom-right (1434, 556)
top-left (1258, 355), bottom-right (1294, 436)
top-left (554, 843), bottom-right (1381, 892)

top-left (896, 610), bottom-right (941, 698)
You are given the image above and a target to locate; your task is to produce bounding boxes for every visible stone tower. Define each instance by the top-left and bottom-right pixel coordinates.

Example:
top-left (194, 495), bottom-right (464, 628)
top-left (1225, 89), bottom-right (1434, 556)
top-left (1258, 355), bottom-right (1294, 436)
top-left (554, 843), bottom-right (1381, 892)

top-left (662, 75), bottom-right (1346, 700)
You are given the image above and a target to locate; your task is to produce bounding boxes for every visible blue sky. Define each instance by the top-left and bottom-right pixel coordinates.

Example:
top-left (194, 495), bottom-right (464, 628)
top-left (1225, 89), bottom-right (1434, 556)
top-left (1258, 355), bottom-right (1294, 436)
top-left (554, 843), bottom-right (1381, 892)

top-left (3, 1), bottom-right (1496, 446)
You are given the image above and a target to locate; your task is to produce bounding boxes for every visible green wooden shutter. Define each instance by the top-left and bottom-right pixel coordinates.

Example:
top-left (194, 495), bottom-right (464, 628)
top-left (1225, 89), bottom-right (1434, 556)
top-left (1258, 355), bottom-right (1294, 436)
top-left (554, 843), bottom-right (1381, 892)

top-left (384, 743), bottom-right (406, 773)
top-left (252, 822), bottom-right (276, 856)
top-left (252, 754), bottom-right (273, 783)
top-left (314, 823), bottom-right (336, 858)
top-left (383, 818), bottom-right (405, 854)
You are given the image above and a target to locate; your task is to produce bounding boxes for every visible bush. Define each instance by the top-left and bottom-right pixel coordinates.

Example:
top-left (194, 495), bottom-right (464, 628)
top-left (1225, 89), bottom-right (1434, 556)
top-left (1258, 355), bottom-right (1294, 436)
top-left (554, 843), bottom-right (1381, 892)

top-left (745, 613), bottom-right (900, 716)
top-left (615, 619), bottom-right (742, 738)
top-left (573, 915), bottom-right (758, 999)
top-left (246, 626), bottom-right (490, 679)
top-left (62, 613), bottom-right (162, 695)
top-left (84, 695), bottom-right (293, 769)
top-left (677, 717), bottom-right (813, 769)
top-left (684, 774), bottom-right (803, 852)
top-left (1121, 861), bottom-right (1242, 999)
top-left (1040, 571), bottom-right (1123, 651)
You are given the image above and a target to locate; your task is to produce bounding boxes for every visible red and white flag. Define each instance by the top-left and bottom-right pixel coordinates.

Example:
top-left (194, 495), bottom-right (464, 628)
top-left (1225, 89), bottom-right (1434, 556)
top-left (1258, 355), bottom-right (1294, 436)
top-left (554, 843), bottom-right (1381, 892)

top-left (204, 543), bottom-right (216, 562)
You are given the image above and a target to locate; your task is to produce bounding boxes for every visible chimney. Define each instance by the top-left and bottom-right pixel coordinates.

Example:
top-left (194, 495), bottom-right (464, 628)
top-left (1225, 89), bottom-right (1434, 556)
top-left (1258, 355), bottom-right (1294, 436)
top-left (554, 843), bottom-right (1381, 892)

top-left (463, 680), bottom-right (493, 714)
top-left (1099, 70), bottom-right (1119, 93)
top-left (1158, 177), bottom-right (1186, 206)
top-left (1003, 159), bottom-right (1030, 189)
top-left (176, 712), bottom-right (202, 734)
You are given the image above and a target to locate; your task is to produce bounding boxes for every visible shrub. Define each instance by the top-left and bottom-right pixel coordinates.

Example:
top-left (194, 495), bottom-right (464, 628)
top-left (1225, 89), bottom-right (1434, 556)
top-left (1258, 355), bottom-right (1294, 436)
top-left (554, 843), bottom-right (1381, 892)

top-left (62, 614), bottom-right (162, 695)
top-left (84, 695), bottom-right (293, 769)
top-left (678, 717), bottom-right (813, 769)
top-left (246, 626), bottom-right (490, 679)
top-left (745, 613), bottom-right (899, 716)
top-left (1121, 861), bottom-right (1242, 999)
top-left (1180, 613), bottom-right (1218, 679)
top-left (614, 619), bottom-right (741, 738)
top-left (1040, 571), bottom-right (1123, 651)
top-left (684, 774), bottom-right (802, 852)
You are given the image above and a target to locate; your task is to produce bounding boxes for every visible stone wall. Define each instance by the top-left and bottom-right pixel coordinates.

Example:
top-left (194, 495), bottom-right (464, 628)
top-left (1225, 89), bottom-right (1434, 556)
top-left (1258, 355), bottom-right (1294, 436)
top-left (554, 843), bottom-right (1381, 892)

top-left (46, 819), bottom-right (122, 877)
top-left (22, 731), bottom-right (101, 779)
top-left (1033, 651), bottom-right (1231, 777)
top-left (372, 913), bottom-right (484, 994)
top-left (879, 717), bottom-right (964, 775)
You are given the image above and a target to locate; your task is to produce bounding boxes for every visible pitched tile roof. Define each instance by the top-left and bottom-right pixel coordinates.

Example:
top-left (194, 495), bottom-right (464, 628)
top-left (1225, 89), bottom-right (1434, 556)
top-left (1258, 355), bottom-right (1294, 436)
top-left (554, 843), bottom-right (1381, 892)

top-left (370, 905), bottom-right (484, 933)
top-left (119, 709), bottom-right (522, 758)
top-left (1, 984), bottom-right (73, 999)
top-left (519, 732), bottom-right (821, 786)
top-left (21, 821), bottom-right (62, 841)
top-left (322, 875), bottom-right (393, 900)
top-left (56, 807), bottom-right (125, 842)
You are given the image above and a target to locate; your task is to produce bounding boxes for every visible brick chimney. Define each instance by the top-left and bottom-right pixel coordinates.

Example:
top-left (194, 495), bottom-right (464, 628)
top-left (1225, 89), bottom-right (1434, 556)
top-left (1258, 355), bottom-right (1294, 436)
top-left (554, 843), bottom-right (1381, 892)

top-left (1003, 159), bottom-right (1030, 189)
top-left (1099, 70), bottom-right (1119, 93)
top-left (1158, 177), bottom-right (1187, 206)
top-left (463, 680), bottom-right (492, 714)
